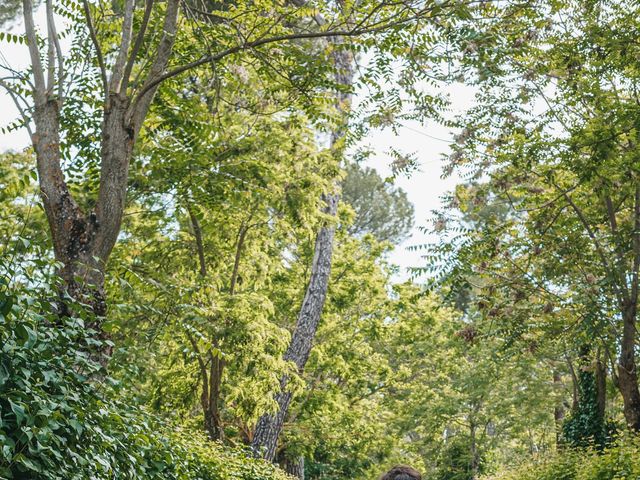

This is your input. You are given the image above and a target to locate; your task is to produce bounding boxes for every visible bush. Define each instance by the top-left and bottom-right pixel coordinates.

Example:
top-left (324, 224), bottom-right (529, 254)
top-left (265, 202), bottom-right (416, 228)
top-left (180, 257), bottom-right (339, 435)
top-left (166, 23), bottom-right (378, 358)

top-left (484, 437), bottom-right (640, 480)
top-left (0, 265), bottom-right (290, 480)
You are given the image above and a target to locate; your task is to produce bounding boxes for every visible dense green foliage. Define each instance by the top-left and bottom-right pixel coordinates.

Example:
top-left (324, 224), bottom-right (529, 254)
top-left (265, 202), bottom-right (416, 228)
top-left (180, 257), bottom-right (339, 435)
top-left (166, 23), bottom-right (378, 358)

top-left (486, 437), bottom-right (640, 480)
top-left (0, 250), bottom-right (291, 479)
top-left (3, 0), bottom-right (640, 479)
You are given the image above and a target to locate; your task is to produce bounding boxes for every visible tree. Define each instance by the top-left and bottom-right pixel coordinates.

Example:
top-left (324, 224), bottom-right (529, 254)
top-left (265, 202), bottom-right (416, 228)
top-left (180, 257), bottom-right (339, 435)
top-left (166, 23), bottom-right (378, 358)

top-left (251, 26), bottom-right (356, 462)
top-left (436, 0), bottom-right (640, 431)
top-left (5, 0), bottom-right (461, 347)
top-left (341, 162), bottom-right (414, 245)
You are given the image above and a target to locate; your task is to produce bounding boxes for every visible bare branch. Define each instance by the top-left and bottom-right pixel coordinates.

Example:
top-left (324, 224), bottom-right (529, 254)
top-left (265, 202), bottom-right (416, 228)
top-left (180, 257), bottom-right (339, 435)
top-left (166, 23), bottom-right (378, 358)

top-left (128, 0), bottom-right (180, 131)
top-left (82, 0), bottom-right (108, 97)
top-left (187, 203), bottom-right (207, 277)
top-left (46, 0), bottom-right (55, 92)
top-left (121, 0), bottom-right (154, 93)
top-left (46, 0), bottom-right (64, 103)
top-left (22, 0), bottom-right (46, 103)
top-left (109, 0), bottom-right (135, 94)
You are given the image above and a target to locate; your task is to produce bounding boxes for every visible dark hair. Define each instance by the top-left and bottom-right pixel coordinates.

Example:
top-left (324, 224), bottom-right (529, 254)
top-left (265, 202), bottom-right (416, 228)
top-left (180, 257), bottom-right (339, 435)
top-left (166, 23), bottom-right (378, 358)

top-left (379, 465), bottom-right (422, 480)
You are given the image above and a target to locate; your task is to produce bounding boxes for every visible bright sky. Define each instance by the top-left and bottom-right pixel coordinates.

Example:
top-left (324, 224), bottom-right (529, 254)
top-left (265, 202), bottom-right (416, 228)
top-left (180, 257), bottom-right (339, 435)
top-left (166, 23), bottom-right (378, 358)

top-left (0, 14), bottom-right (475, 279)
top-left (359, 85), bottom-right (475, 278)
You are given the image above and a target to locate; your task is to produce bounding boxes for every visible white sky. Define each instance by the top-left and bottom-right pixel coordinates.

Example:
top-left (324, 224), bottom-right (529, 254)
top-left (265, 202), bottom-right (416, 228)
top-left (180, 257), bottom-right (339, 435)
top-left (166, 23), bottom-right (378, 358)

top-left (0, 14), bottom-right (475, 279)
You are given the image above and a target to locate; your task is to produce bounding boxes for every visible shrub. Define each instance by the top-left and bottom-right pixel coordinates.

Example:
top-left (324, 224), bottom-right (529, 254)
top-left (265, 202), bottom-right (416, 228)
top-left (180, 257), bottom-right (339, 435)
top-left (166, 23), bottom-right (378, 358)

top-left (0, 263), bottom-right (289, 480)
top-left (484, 437), bottom-right (640, 480)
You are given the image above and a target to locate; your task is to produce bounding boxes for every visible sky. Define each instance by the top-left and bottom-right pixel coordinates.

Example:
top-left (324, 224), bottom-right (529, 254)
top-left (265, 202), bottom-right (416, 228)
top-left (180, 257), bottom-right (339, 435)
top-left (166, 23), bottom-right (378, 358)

top-left (358, 86), bottom-right (475, 278)
top-left (0, 13), bottom-right (476, 279)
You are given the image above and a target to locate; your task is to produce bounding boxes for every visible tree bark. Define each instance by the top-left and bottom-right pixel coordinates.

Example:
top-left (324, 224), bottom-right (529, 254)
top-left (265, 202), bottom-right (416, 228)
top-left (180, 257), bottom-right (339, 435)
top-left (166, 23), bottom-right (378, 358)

top-left (251, 193), bottom-right (339, 460)
top-left (23, 0), bottom-right (180, 346)
top-left (283, 455), bottom-right (305, 479)
top-left (618, 301), bottom-right (640, 431)
top-left (251, 25), bottom-right (355, 461)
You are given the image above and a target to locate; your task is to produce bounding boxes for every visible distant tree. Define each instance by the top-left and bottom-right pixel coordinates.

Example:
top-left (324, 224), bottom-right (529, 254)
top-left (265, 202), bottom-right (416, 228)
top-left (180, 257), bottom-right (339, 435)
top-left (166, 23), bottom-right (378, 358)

top-left (341, 162), bottom-right (414, 245)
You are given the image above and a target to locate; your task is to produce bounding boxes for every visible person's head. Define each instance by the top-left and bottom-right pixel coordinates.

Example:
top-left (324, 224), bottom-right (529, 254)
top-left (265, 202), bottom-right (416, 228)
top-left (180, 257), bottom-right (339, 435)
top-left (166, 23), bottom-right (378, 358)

top-left (379, 465), bottom-right (422, 480)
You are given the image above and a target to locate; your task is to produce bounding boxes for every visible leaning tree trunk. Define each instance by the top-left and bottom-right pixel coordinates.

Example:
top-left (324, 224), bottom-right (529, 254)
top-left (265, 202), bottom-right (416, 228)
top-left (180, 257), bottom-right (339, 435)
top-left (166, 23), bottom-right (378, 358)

top-left (251, 193), bottom-right (339, 461)
top-left (251, 34), bottom-right (355, 464)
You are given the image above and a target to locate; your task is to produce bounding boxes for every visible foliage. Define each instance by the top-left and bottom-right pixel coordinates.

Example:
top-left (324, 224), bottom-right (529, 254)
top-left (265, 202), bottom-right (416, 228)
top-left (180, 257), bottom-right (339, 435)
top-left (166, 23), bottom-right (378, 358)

top-left (5, 0), bottom-right (640, 479)
top-left (341, 162), bottom-right (414, 244)
top-left (562, 366), bottom-right (612, 450)
top-left (484, 436), bottom-right (640, 480)
top-left (0, 241), bottom-right (290, 479)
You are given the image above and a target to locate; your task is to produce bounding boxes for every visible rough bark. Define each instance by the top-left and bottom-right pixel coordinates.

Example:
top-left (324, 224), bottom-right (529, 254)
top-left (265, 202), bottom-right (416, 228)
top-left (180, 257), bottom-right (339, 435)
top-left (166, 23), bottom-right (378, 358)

top-left (618, 302), bottom-right (640, 431)
top-left (283, 455), bottom-right (305, 479)
top-left (251, 35), bottom-right (354, 461)
top-left (22, 0), bottom-right (180, 342)
top-left (251, 193), bottom-right (338, 460)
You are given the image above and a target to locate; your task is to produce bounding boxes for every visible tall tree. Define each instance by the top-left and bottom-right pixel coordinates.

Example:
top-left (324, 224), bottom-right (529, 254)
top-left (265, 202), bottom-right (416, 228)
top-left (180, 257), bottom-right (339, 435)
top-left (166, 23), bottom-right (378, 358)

top-left (6, 0), bottom-right (455, 346)
top-left (437, 0), bottom-right (640, 430)
top-left (341, 162), bottom-right (414, 245)
top-left (251, 27), bottom-right (356, 462)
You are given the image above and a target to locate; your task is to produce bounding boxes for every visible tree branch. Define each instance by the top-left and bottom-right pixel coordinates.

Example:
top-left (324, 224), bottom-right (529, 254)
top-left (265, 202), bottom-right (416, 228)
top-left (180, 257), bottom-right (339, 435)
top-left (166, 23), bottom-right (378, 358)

top-left (187, 203), bottom-right (207, 277)
top-left (109, 0), bottom-right (135, 94)
top-left (46, 0), bottom-right (55, 92)
top-left (563, 190), bottom-right (628, 306)
top-left (46, 0), bottom-right (64, 103)
top-left (128, 0), bottom-right (180, 131)
top-left (121, 0), bottom-right (154, 93)
top-left (82, 0), bottom-right (108, 98)
top-left (132, 7), bottom-right (433, 105)
top-left (22, 0), bottom-right (46, 103)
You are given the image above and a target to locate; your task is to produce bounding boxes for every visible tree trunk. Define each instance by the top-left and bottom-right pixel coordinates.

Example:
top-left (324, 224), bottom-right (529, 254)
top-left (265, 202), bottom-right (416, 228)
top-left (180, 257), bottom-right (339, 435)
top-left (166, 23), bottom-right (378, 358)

top-left (203, 355), bottom-right (225, 440)
top-left (251, 193), bottom-right (339, 460)
top-left (32, 95), bottom-right (134, 347)
top-left (552, 370), bottom-right (565, 448)
top-left (23, 0), bottom-right (180, 352)
top-left (251, 34), bottom-right (354, 461)
top-left (283, 455), bottom-right (305, 479)
top-left (596, 354), bottom-right (606, 421)
top-left (618, 302), bottom-right (640, 431)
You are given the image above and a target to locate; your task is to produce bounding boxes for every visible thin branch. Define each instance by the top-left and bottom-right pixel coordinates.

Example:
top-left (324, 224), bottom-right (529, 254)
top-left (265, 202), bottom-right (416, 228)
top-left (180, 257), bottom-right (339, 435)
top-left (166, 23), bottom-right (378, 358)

top-left (46, 0), bottom-right (55, 92)
top-left (82, 0), bottom-right (108, 97)
top-left (230, 224), bottom-right (248, 295)
top-left (0, 79), bottom-right (34, 137)
top-left (46, 0), bottom-right (64, 103)
top-left (22, 0), bottom-right (46, 103)
top-left (132, 7), bottom-right (435, 104)
top-left (187, 203), bottom-right (207, 277)
top-left (109, 0), bottom-right (136, 94)
top-left (562, 190), bottom-right (628, 306)
top-left (127, 0), bottom-right (180, 130)
top-left (186, 330), bottom-right (209, 394)
top-left (121, 0), bottom-right (154, 93)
